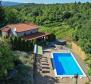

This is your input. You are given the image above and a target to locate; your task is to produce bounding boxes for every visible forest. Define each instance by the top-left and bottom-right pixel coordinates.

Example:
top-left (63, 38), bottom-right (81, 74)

top-left (0, 2), bottom-right (91, 78)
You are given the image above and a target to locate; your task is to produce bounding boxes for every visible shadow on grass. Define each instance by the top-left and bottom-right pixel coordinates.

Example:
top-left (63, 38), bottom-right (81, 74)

top-left (6, 61), bottom-right (58, 84)
top-left (34, 71), bottom-right (59, 84)
top-left (0, 53), bottom-right (58, 84)
top-left (0, 58), bottom-right (32, 84)
top-left (8, 64), bottom-right (32, 84)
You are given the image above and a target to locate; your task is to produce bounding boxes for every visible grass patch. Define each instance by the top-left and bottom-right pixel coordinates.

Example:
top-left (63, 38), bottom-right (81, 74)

top-left (9, 52), bottom-right (34, 84)
top-left (39, 23), bottom-right (74, 41)
top-left (38, 46), bottom-right (43, 55)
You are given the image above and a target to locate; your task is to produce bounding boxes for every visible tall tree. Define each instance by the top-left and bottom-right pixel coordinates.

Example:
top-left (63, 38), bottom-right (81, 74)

top-left (0, 0), bottom-right (6, 28)
top-left (0, 42), bottom-right (15, 80)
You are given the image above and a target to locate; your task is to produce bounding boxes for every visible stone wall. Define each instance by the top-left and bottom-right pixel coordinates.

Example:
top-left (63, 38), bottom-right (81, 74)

top-left (72, 42), bottom-right (87, 60)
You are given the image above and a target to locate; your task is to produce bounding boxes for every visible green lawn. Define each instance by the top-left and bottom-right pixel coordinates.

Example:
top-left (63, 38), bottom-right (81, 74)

top-left (39, 23), bottom-right (74, 41)
top-left (37, 45), bottom-right (43, 55)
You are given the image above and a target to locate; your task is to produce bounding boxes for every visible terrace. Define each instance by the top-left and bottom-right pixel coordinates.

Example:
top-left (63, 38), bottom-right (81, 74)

top-left (23, 32), bottom-right (50, 40)
top-left (34, 42), bottom-right (89, 84)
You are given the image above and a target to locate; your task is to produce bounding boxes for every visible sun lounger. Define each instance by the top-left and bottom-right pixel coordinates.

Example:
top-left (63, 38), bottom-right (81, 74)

top-left (41, 59), bottom-right (47, 61)
top-left (42, 70), bottom-right (50, 73)
top-left (40, 59), bottom-right (48, 62)
top-left (41, 63), bottom-right (49, 65)
top-left (38, 66), bottom-right (50, 72)
top-left (42, 63), bottom-right (49, 66)
top-left (40, 59), bottom-right (48, 63)
top-left (42, 67), bottom-right (50, 69)
top-left (41, 61), bottom-right (48, 63)
top-left (41, 57), bottom-right (48, 59)
top-left (41, 58), bottom-right (47, 59)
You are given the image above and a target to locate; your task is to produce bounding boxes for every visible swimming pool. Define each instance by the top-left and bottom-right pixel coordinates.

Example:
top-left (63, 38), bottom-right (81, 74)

top-left (52, 52), bottom-right (86, 77)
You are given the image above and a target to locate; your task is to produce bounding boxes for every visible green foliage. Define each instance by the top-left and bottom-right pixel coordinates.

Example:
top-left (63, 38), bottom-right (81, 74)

top-left (0, 6), bottom-right (6, 27)
top-left (73, 21), bottom-right (91, 54)
top-left (0, 42), bottom-right (15, 79)
top-left (9, 65), bottom-right (31, 84)
top-left (10, 37), bottom-right (34, 52)
top-left (62, 11), bottom-right (73, 20)
top-left (0, 30), bottom-right (2, 36)
top-left (39, 24), bottom-right (74, 41)
top-left (83, 41), bottom-right (91, 54)
top-left (88, 68), bottom-right (91, 76)
top-left (2, 3), bottom-right (91, 72)
top-left (48, 33), bottom-right (56, 42)
top-left (10, 34), bottom-right (56, 51)
top-left (3, 3), bottom-right (91, 25)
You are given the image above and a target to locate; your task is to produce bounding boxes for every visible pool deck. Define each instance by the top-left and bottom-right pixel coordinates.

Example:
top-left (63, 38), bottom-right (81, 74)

top-left (35, 46), bottom-right (90, 84)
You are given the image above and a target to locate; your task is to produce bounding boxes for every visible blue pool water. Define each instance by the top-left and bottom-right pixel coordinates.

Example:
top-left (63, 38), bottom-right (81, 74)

top-left (53, 53), bottom-right (83, 75)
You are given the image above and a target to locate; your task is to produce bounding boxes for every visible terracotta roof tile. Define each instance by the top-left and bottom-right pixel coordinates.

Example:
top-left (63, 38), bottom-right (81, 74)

top-left (2, 23), bottom-right (38, 32)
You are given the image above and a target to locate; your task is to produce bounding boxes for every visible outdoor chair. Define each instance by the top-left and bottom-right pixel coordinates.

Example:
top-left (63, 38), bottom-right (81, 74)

top-left (42, 70), bottom-right (50, 73)
top-left (42, 63), bottom-right (49, 66)
top-left (42, 67), bottom-right (50, 69)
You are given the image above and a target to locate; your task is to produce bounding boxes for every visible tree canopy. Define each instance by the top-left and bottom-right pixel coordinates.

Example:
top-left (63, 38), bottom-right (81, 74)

top-left (0, 2), bottom-right (6, 27)
top-left (0, 42), bottom-right (15, 80)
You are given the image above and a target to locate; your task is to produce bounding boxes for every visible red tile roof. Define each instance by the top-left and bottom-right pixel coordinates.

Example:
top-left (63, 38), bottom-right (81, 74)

top-left (2, 23), bottom-right (38, 32)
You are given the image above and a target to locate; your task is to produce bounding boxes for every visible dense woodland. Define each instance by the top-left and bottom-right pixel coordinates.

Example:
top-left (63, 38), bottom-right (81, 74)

top-left (0, 2), bottom-right (91, 81)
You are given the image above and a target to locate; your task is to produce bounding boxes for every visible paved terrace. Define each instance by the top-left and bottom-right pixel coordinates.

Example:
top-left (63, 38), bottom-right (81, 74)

top-left (35, 45), bottom-right (89, 84)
